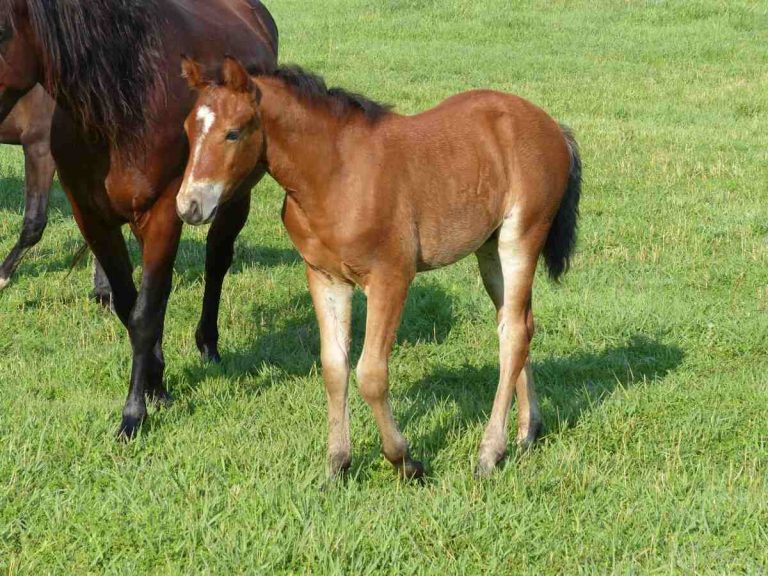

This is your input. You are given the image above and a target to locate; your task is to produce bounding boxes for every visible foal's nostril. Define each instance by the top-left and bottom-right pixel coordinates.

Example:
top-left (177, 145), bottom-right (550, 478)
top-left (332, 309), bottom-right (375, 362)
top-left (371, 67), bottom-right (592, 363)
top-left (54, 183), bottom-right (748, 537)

top-left (177, 197), bottom-right (202, 224)
top-left (188, 199), bottom-right (200, 220)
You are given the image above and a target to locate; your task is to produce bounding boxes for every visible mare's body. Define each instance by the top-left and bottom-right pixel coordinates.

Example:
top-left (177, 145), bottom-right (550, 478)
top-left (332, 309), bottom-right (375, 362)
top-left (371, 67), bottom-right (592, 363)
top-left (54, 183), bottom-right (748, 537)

top-left (178, 60), bottom-right (582, 477)
top-left (0, 0), bottom-right (278, 436)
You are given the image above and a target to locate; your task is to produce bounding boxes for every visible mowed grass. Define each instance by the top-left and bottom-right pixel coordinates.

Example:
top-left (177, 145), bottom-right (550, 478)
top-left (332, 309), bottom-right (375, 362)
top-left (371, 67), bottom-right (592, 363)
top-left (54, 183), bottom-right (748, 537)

top-left (1, 0), bottom-right (767, 573)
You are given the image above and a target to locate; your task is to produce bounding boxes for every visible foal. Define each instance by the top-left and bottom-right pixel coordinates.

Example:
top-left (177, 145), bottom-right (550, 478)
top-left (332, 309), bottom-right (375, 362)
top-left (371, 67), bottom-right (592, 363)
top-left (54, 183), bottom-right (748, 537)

top-left (178, 57), bottom-right (582, 478)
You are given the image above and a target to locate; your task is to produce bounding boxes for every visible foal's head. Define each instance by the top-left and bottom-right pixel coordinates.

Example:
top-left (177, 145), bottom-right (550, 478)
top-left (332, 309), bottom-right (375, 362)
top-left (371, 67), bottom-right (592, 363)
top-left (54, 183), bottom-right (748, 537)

top-left (177, 56), bottom-right (264, 225)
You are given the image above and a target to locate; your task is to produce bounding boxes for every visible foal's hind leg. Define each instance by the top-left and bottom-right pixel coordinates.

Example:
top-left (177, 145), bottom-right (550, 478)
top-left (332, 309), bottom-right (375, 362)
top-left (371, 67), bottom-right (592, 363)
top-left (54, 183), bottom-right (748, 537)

top-left (307, 265), bottom-right (353, 478)
top-left (475, 220), bottom-right (542, 477)
top-left (357, 275), bottom-right (424, 479)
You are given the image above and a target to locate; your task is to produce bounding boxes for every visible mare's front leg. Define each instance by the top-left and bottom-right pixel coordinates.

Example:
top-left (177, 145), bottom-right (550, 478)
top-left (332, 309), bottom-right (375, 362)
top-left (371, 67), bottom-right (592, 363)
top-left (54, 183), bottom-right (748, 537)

top-left (306, 265), bottom-right (354, 478)
top-left (195, 188), bottom-right (253, 363)
top-left (119, 183), bottom-right (183, 437)
top-left (0, 138), bottom-right (55, 289)
top-left (357, 274), bottom-right (424, 479)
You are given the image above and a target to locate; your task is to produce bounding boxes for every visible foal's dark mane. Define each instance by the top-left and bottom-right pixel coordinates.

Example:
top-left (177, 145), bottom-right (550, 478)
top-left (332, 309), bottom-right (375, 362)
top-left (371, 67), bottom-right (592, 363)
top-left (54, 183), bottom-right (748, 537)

top-left (1, 0), bottom-right (163, 144)
top-left (268, 65), bottom-right (393, 123)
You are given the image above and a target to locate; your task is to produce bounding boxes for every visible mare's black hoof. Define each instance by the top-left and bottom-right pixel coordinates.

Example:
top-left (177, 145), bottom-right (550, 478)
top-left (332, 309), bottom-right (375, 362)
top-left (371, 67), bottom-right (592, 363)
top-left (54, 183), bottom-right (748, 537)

top-left (117, 415), bottom-right (145, 440)
top-left (196, 329), bottom-right (222, 364)
top-left (199, 345), bottom-right (222, 364)
top-left (147, 388), bottom-right (173, 409)
top-left (91, 290), bottom-right (114, 312)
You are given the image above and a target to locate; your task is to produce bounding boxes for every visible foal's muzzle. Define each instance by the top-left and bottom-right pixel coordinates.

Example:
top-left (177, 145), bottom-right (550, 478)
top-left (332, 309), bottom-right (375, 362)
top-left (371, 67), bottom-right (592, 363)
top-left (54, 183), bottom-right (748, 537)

top-left (176, 182), bottom-right (223, 225)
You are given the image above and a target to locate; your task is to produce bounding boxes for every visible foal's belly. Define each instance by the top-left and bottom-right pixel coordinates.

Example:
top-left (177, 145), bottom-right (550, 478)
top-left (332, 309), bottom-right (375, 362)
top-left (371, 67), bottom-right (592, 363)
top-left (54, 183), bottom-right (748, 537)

top-left (415, 209), bottom-right (503, 271)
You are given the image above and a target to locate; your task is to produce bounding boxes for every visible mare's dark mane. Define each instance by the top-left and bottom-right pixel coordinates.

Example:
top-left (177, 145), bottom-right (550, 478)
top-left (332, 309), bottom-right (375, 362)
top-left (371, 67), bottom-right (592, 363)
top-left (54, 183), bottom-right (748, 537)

top-left (1, 0), bottom-right (163, 143)
top-left (270, 66), bottom-right (393, 122)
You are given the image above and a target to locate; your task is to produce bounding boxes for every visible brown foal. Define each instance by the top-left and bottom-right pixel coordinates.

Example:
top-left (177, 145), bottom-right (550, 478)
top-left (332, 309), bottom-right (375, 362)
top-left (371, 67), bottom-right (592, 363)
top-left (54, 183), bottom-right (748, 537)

top-left (178, 57), bottom-right (582, 478)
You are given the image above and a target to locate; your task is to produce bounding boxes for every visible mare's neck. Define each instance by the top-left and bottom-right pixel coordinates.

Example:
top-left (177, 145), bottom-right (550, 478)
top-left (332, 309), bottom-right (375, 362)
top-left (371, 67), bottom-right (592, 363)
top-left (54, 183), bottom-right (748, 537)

top-left (254, 77), bottom-right (359, 203)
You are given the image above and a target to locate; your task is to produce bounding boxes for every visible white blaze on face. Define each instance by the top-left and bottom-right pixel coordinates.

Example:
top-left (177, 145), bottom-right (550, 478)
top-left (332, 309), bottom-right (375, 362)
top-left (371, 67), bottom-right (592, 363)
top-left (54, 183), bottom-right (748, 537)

top-left (177, 105), bottom-right (227, 224)
top-left (191, 105), bottom-right (216, 176)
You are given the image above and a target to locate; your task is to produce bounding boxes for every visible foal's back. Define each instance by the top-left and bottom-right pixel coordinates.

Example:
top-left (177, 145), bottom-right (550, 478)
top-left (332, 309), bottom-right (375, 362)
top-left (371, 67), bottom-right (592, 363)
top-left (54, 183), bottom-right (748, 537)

top-left (366, 90), bottom-right (571, 270)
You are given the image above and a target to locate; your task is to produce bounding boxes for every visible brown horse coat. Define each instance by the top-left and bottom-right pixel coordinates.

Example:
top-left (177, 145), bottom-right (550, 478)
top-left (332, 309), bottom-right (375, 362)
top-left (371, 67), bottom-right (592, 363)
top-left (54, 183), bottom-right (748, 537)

top-left (0, 1), bottom-right (278, 436)
top-left (178, 58), bottom-right (582, 478)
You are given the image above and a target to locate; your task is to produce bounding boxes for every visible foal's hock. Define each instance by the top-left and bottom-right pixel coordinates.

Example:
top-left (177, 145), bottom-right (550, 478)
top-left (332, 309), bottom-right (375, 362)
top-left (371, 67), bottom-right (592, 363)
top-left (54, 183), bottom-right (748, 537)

top-left (178, 57), bottom-right (582, 478)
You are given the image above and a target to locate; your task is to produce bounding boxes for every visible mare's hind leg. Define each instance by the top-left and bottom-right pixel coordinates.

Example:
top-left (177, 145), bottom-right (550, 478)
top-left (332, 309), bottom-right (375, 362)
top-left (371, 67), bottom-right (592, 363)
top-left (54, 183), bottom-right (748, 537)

top-left (91, 258), bottom-right (114, 308)
top-left (306, 265), bottom-right (354, 478)
top-left (357, 274), bottom-right (424, 479)
top-left (0, 139), bottom-right (55, 289)
top-left (195, 191), bottom-right (251, 362)
top-left (474, 219), bottom-right (542, 477)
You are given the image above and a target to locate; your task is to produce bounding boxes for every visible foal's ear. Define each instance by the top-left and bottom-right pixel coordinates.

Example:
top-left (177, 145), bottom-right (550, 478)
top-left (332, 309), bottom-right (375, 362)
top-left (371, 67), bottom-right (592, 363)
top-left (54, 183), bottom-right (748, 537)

top-left (181, 55), bottom-right (206, 90)
top-left (222, 56), bottom-right (255, 95)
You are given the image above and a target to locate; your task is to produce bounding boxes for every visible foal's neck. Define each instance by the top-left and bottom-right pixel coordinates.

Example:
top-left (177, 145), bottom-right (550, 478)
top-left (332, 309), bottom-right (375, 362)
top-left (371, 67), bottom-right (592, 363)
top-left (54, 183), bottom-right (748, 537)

top-left (254, 77), bottom-right (371, 200)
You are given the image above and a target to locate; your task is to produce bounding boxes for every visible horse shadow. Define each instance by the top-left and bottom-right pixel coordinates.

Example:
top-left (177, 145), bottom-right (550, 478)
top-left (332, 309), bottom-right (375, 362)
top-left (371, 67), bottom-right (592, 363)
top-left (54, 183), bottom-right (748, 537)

top-left (173, 278), bottom-right (456, 400)
top-left (172, 238), bottom-right (301, 289)
top-left (347, 333), bottom-right (684, 478)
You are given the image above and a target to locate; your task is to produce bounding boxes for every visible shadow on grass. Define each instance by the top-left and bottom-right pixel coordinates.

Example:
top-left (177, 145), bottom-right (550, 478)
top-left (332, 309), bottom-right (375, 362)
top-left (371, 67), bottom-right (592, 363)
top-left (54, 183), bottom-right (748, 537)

top-left (348, 334), bottom-right (684, 478)
top-left (172, 279), bottom-right (456, 400)
top-left (172, 239), bottom-right (301, 290)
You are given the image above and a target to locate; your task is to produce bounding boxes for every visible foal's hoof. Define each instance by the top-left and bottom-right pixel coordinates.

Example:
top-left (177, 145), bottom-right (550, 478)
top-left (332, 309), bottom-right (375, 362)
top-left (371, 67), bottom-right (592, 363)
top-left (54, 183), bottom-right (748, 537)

top-left (117, 415), bottom-right (145, 440)
top-left (516, 420), bottom-right (544, 450)
top-left (0, 276), bottom-right (10, 291)
top-left (327, 453), bottom-right (352, 480)
top-left (474, 448), bottom-right (507, 479)
top-left (474, 459), bottom-right (498, 479)
top-left (396, 457), bottom-right (426, 481)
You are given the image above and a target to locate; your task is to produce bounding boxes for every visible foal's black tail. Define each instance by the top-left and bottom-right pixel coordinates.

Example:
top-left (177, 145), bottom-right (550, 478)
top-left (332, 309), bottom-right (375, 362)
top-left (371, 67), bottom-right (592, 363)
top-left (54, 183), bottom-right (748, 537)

top-left (543, 124), bottom-right (582, 281)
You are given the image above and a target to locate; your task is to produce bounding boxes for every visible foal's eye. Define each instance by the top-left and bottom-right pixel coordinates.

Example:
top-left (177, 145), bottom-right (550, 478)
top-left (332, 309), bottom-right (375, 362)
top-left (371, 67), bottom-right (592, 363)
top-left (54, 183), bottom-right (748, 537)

top-left (225, 129), bottom-right (241, 142)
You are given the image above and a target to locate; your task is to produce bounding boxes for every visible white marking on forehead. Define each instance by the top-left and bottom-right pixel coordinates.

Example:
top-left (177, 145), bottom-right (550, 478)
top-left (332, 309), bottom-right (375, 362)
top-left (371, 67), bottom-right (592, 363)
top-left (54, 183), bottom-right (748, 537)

top-left (196, 105), bottom-right (215, 134)
top-left (189, 105), bottom-right (216, 183)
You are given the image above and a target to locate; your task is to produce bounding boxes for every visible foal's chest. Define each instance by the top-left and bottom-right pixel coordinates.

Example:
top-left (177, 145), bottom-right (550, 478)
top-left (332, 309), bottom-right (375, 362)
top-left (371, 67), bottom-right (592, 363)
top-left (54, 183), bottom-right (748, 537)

top-left (281, 195), bottom-right (362, 284)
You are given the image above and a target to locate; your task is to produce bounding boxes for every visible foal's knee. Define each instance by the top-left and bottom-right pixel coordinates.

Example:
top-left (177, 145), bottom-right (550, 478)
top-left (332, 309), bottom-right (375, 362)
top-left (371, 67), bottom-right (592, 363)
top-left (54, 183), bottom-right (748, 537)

top-left (526, 309), bottom-right (535, 341)
top-left (321, 348), bottom-right (349, 387)
top-left (356, 358), bottom-right (388, 405)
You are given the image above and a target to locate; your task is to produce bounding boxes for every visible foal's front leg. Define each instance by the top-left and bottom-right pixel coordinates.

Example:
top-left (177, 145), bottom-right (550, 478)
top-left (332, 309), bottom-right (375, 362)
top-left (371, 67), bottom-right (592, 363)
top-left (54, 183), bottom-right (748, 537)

top-left (357, 276), bottom-right (424, 479)
top-left (307, 266), bottom-right (354, 478)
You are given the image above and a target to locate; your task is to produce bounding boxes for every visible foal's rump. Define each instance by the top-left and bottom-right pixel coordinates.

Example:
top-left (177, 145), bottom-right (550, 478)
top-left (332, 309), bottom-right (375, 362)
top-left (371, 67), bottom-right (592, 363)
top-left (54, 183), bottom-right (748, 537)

top-left (394, 90), bottom-right (578, 271)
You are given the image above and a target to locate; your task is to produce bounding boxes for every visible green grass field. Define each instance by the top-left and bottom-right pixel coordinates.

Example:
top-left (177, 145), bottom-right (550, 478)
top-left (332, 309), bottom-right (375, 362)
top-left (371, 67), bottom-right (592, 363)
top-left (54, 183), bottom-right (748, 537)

top-left (1, 0), bottom-right (767, 573)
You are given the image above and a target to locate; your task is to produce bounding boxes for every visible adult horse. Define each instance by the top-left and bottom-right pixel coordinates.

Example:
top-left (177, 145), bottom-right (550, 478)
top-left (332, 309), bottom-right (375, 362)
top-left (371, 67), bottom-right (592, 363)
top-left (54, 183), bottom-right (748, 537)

top-left (0, 0), bottom-right (278, 436)
top-left (0, 85), bottom-right (57, 290)
top-left (0, 85), bottom-right (113, 299)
